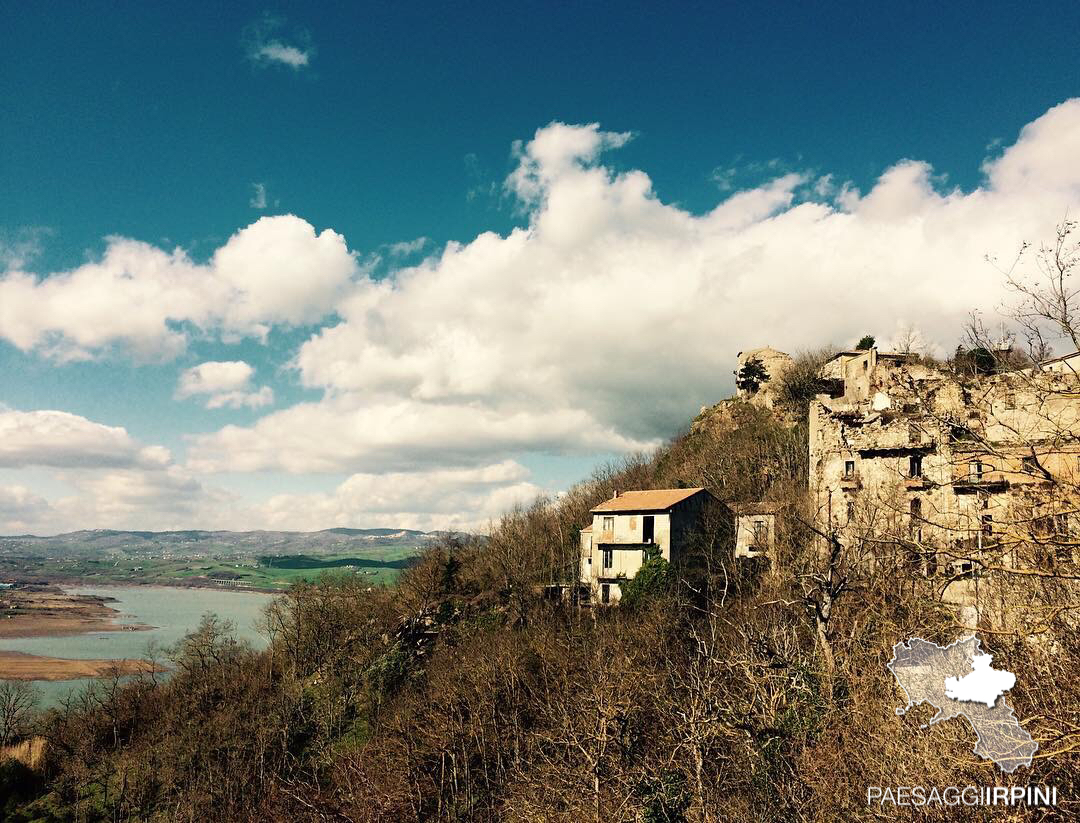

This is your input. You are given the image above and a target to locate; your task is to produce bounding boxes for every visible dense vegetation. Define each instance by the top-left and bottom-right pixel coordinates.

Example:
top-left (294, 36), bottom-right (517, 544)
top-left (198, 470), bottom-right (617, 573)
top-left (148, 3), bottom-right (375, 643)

top-left (1, 385), bottom-right (1077, 821)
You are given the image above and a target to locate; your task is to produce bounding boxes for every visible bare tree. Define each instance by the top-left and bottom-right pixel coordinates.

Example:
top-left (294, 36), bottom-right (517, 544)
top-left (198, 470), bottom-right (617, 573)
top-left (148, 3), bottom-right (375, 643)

top-left (0, 679), bottom-right (37, 749)
top-left (992, 215), bottom-right (1080, 360)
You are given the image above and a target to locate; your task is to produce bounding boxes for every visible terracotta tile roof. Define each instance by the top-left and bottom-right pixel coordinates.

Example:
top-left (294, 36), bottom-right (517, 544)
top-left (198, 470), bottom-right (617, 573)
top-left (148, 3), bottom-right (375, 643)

top-left (591, 487), bottom-right (707, 513)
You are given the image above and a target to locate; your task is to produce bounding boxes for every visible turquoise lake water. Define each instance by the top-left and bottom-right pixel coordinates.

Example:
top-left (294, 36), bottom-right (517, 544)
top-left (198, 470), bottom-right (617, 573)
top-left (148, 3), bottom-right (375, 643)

top-left (0, 585), bottom-right (277, 708)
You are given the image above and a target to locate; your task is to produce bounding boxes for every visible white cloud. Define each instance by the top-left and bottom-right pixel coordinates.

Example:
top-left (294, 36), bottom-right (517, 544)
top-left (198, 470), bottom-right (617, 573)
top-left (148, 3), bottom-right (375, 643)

top-left (0, 409), bottom-right (232, 533)
top-left (244, 14), bottom-right (313, 70)
top-left (176, 361), bottom-right (274, 410)
top-left (8, 102), bottom-right (1080, 532)
top-left (254, 42), bottom-right (310, 69)
top-left (506, 122), bottom-right (633, 206)
top-left (0, 215), bottom-right (358, 359)
top-left (0, 485), bottom-right (52, 532)
top-left (0, 457), bottom-right (533, 535)
top-left (944, 652), bottom-right (1016, 707)
top-left (984, 101), bottom-right (1080, 195)
top-left (184, 103), bottom-right (1080, 480)
top-left (187, 397), bottom-right (646, 474)
top-left (250, 182), bottom-right (268, 209)
top-left (0, 227), bottom-right (50, 270)
top-left (247, 461), bottom-right (542, 533)
top-left (177, 361), bottom-right (254, 395)
top-left (711, 166), bottom-right (738, 192)
top-left (49, 465), bottom-right (230, 532)
top-left (387, 237), bottom-right (429, 257)
top-left (213, 217), bottom-right (356, 338)
top-left (0, 409), bottom-right (170, 469)
top-left (205, 386), bottom-right (275, 410)
top-left (0, 464), bottom-right (235, 535)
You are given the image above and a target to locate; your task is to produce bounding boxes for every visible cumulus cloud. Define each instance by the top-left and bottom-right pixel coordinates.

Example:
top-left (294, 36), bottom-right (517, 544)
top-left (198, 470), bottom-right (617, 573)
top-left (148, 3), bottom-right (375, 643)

top-left (177, 360), bottom-right (254, 395)
top-left (0, 459), bottom-right (532, 535)
top-left (51, 465), bottom-right (230, 532)
top-left (0, 409), bottom-right (170, 469)
top-left (247, 461), bottom-right (542, 533)
top-left (0, 408), bottom-right (232, 533)
top-left (0, 215), bottom-right (358, 359)
top-left (243, 14), bottom-right (313, 70)
top-left (0, 485), bottom-right (53, 532)
top-left (176, 361), bottom-right (274, 410)
top-left (187, 103), bottom-right (1080, 478)
top-left (187, 397), bottom-right (646, 474)
top-left (506, 122), bottom-right (632, 205)
top-left (9, 102), bottom-right (1080, 532)
top-left (984, 101), bottom-right (1080, 194)
top-left (0, 407), bottom-right (240, 533)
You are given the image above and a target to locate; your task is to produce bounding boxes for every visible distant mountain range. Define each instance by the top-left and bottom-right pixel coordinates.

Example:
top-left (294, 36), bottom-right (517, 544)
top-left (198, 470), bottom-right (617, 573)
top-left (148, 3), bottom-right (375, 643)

top-left (0, 528), bottom-right (442, 557)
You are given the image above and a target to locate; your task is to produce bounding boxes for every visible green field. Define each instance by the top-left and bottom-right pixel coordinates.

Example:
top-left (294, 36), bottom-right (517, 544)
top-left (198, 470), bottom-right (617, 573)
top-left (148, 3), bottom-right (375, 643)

top-left (0, 547), bottom-right (419, 591)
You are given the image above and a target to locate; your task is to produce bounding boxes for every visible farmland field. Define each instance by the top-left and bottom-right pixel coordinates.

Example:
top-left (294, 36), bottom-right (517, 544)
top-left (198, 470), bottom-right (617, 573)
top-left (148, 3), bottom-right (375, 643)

top-left (0, 528), bottom-right (432, 591)
top-left (0, 549), bottom-right (418, 591)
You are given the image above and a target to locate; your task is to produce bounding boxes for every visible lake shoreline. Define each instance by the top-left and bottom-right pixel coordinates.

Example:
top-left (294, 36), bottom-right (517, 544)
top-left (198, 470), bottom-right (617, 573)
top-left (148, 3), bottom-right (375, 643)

top-left (0, 581), bottom-right (273, 704)
top-left (61, 580), bottom-right (283, 597)
top-left (0, 586), bottom-right (164, 682)
top-left (0, 585), bottom-right (154, 639)
top-left (5, 574), bottom-right (286, 595)
top-left (0, 649), bottom-right (166, 681)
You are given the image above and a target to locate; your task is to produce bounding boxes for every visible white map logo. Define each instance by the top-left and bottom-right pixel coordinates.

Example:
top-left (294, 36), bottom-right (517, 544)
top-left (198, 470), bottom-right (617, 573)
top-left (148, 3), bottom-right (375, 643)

top-left (888, 635), bottom-right (1037, 773)
top-left (944, 651), bottom-right (1016, 707)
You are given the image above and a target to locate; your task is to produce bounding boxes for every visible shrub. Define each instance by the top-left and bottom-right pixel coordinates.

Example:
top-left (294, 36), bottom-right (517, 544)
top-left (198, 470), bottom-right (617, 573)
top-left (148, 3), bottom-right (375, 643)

top-left (620, 545), bottom-right (673, 608)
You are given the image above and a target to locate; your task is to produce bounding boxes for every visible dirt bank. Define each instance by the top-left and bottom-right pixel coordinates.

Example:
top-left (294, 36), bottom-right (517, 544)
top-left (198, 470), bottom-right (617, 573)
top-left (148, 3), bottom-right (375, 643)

top-left (0, 650), bottom-right (166, 681)
top-left (0, 586), bottom-right (152, 638)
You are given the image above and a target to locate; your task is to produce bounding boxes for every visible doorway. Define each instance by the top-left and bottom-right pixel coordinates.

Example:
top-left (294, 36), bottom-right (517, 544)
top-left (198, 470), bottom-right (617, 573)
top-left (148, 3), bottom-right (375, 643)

top-left (643, 515), bottom-right (654, 544)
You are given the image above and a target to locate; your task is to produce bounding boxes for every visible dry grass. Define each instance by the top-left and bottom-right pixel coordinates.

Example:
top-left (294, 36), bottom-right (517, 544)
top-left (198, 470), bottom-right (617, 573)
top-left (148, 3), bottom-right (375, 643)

top-left (1, 736), bottom-right (46, 771)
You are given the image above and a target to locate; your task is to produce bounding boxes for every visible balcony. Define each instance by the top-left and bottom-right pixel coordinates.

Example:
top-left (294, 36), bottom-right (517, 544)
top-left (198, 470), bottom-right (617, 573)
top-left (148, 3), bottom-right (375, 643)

top-left (839, 474), bottom-right (861, 491)
top-left (952, 471), bottom-right (1008, 493)
top-left (595, 541), bottom-right (656, 551)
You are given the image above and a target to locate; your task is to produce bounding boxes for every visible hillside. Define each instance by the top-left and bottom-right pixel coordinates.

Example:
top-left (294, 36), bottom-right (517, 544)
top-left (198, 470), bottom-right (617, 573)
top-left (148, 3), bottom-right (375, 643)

top-left (0, 527), bottom-right (435, 557)
top-left (0, 528), bottom-right (438, 591)
top-left (0, 396), bottom-right (1076, 821)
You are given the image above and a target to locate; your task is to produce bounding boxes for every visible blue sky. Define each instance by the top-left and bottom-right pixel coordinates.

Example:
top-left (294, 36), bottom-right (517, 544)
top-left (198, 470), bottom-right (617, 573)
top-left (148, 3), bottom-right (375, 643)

top-left (3, 2), bottom-right (1080, 533)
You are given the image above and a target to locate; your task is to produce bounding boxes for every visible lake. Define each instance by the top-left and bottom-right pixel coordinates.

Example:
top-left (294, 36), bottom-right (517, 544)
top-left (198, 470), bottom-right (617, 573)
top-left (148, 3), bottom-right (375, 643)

top-left (0, 585), bottom-right (278, 707)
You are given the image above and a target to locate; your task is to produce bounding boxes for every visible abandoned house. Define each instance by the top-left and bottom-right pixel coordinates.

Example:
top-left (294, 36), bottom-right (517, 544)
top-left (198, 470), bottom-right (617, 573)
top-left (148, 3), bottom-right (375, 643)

top-left (579, 488), bottom-right (729, 605)
top-left (577, 488), bottom-right (781, 605)
top-left (809, 345), bottom-right (1080, 625)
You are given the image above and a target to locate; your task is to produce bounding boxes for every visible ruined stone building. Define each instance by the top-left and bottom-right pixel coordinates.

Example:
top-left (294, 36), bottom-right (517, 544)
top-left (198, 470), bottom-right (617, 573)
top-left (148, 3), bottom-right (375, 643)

top-left (731, 502), bottom-right (781, 560)
top-left (809, 346), bottom-right (1080, 624)
top-left (735, 346), bottom-right (792, 409)
top-left (577, 343), bottom-right (1080, 614)
top-left (1039, 350), bottom-right (1080, 375)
